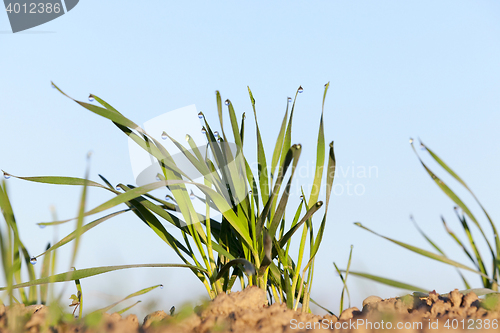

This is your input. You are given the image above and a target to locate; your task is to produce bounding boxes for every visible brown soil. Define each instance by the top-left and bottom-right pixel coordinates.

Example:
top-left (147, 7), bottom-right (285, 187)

top-left (2, 287), bottom-right (500, 332)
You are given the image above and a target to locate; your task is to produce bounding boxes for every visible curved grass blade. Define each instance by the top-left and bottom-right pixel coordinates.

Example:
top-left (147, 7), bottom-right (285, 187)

top-left (71, 158), bottom-right (91, 268)
top-left (215, 258), bottom-right (256, 283)
top-left (421, 141), bottom-right (499, 257)
top-left (36, 209), bottom-right (130, 258)
top-left (270, 99), bottom-right (290, 181)
top-left (410, 142), bottom-right (495, 260)
top-left (278, 201), bottom-right (323, 251)
top-left (0, 173), bottom-right (112, 193)
top-left (308, 83), bottom-right (328, 206)
top-left (90, 284), bottom-right (162, 315)
top-left (248, 86), bottom-right (270, 206)
top-left (346, 271), bottom-right (428, 293)
top-left (354, 222), bottom-right (490, 279)
top-left (116, 301), bottom-right (141, 315)
top-left (227, 99), bottom-right (243, 149)
top-left (52, 82), bottom-right (143, 133)
top-left (410, 215), bottom-right (444, 255)
top-left (40, 243), bottom-right (51, 304)
top-left (334, 244), bottom-right (353, 313)
top-left (74, 271), bottom-right (83, 318)
top-left (215, 91), bottom-right (226, 142)
top-left (307, 141), bottom-right (336, 261)
top-left (454, 210), bottom-right (490, 287)
top-left (257, 145), bottom-right (300, 237)
top-left (441, 216), bottom-right (476, 269)
top-left (269, 144), bottom-right (302, 236)
top-left (0, 264), bottom-right (207, 290)
top-left (39, 180), bottom-right (193, 226)
top-left (0, 181), bottom-right (37, 303)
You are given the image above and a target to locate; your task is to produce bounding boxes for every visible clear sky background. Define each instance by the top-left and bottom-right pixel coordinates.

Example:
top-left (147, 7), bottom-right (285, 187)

top-left (1, 0), bottom-right (500, 319)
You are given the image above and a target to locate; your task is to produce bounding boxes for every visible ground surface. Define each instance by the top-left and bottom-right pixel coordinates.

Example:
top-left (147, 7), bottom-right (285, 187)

top-left (2, 287), bottom-right (500, 332)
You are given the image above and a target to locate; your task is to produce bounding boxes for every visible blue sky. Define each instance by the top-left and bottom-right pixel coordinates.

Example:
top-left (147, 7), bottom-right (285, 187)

top-left (1, 0), bottom-right (500, 318)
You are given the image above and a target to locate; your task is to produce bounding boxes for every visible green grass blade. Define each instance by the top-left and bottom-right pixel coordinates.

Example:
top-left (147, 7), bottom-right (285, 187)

top-left (455, 211), bottom-right (490, 287)
top-left (0, 173), bottom-right (112, 192)
top-left (74, 273), bottom-right (83, 318)
top-left (36, 209), bottom-right (130, 258)
top-left (281, 89), bottom-right (301, 171)
top-left (1, 264), bottom-right (207, 290)
top-left (278, 202), bottom-right (323, 251)
top-left (257, 145), bottom-right (300, 237)
top-left (423, 141), bottom-right (500, 259)
top-left (422, 142), bottom-right (498, 241)
top-left (227, 99), bottom-right (243, 149)
top-left (40, 243), bottom-right (51, 304)
top-left (308, 83), bottom-right (328, 205)
top-left (240, 112), bottom-right (245, 145)
top-left (354, 222), bottom-right (491, 279)
top-left (115, 301), bottom-right (141, 315)
top-left (346, 271), bottom-right (428, 293)
top-left (70, 157), bottom-right (90, 268)
top-left (410, 215), bottom-right (445, 255)
top-left (270, 100), bottom-right (290, 180)
top-left (441, 216), bottom-right (476, 268)
top-left (52, 82), bottom-right (143, 133)
top-left (333, 263), bottom-right (348, 313)
top-left (411, 143), bottom-right (495, 260)
top-left (215, 91), bottom-right (225, 141)
top-left (90, 284), bottom-right (162, 314)
top-left (325, 142), bottom-right (336, 213)
top-left (215, 259), bottom-right (256, 282)
top-left (88, 94), bottom-right (123, 115)
top-left (248, 86), bottom-right (270, 206)
top-left (269, 145), bottom-right (302, 236)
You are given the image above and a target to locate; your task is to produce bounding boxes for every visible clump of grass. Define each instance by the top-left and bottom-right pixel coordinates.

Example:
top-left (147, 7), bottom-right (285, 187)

top-left (2, 83), bottom-right (336, 313)
top-left (347, 139), bottom-right (499, 293)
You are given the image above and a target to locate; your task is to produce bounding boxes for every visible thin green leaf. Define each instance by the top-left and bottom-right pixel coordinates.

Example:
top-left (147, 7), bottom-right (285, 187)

top-left (90, 284), bottom-right (162, 314)
top-left (1, 264), bottom-right (207, 290)
top-left (354, 222), bottom-right (491, 279)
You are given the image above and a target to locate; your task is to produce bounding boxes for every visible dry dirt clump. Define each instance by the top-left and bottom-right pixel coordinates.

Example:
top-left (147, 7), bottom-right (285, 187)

top-left (2, 288), bottom-right (500, 332)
